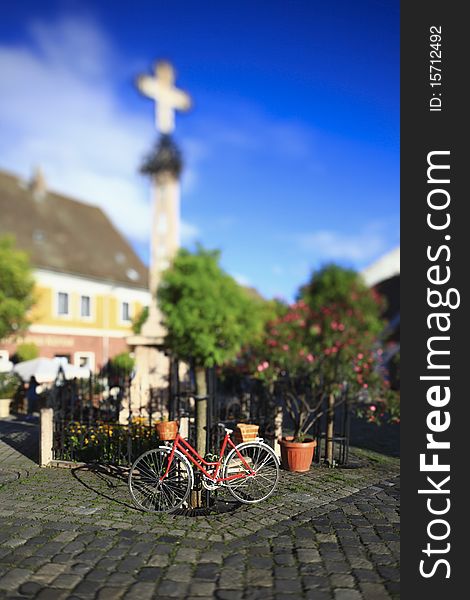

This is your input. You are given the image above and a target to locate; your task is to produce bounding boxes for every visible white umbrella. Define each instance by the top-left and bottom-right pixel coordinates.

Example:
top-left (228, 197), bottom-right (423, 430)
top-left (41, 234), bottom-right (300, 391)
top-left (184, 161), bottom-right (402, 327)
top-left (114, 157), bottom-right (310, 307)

top-left (13, 357), bottom-right (91, 383)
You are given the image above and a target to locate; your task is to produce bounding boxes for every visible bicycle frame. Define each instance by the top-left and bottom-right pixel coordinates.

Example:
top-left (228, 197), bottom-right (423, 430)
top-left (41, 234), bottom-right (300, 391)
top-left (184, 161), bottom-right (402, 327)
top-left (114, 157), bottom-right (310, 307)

top-left (160, 432), bottom-right (257, 484)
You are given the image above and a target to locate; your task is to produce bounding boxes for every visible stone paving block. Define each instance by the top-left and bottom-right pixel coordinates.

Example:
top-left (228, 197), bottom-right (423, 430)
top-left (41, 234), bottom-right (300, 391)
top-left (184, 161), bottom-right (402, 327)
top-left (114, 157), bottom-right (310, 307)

top-left (360, 582), bottom-right (391, 599)
top-left (352, 568), bottom-right (381, 582)
top-left (30, 563), bottom-right (68, 584)
top-left (273, 552), bottom-right (295, 566)
top-left (97, 586), bottom-right (126, 599)
top-left (19, 580), bottom-right (43, 596)
top-left (194, 562), bottom-right (220, 581)
top-left (324, 560), bottom-right (351, 574)
top-left (215, 590), bottom-right (244, 600)
top-left (331, 573), bottom-right (355, 588)
top-left (146, 553), bottom-right (169, 568)
top-left (51, 573), bottom-right (84, 589)
top-left (156, 580), bottom-right (189, 597)
top-left (218, 573), bottom-right (244, 589)
top-left (274, 566), bottom-right (297, 579)
top-left (71, 582), bottom-right (105, 597)
top-left (347, 556), bottom-right (374, 570)
top-left (174, 547), bottom-right (199, 562)
top-left (305, 590), bottom-right (333, 600)
top-left (106, 572), bottom-right (136, 586)
top-left (136, 566), bottom-right (163, 581)
top-left (274, 578), bottom-right (302, 594)
top-left (122, 581), bottom-right (157, 600)
top-left (95, 558), bottom-right (120, 571)
top-left (297, 548), bottom-right (321, 563)
top-left (0, 568), bottom-right (32, 592)
top-left (246, 568), bottom-right (273, 587)
top-left (188, 580), bottom-right (217, 596)
top-left (249, 556), bottom-right (272, 568)
top-left (223, 554), bottom-right (245, 568)
top-left (35, 588), bottom-right (71, 600)
top-left (52, 553), bottom-right (76, 564)
top-left (385, 580), bottom-right (400, 594)
top-left (18, 555), bottom-right (49, 569)
top-left (53, 531), bottom-right (79, 543)
top-left (165, 564), bottom-right (193, 582)
top-left (199, 550), bottom-right (224, 564)
top-left (119, 556), bottom-right (146, 572)
top-left (334, 589), bottom-right (362, 600)
top-left (83, 568), bottom-right (108, 582)
top-left (245, 588), bottom-right (275, 600)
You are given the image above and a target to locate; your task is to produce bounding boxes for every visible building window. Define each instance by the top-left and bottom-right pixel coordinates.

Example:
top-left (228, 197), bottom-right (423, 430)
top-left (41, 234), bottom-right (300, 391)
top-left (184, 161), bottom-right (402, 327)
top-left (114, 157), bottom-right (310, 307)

top-left (74, 352), bottom-right (95, 372)
top-left (57, 292), bottom-right (69, 316)
top-left (122, 301), bottom-right (131, 322)
top-left (81, 295), bottom-right (91, 318)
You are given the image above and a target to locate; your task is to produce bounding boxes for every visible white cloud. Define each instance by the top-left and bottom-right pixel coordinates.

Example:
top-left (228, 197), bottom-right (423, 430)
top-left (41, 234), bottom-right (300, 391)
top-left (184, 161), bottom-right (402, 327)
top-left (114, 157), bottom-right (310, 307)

top-left (233, 273), bottom-right (251, 287)
top-left (191, 103), bottom-right (319, 164)
top-left (180, 220), bottom-right (200, 244)
top-left (294, 223), bottom-right (393, 264)
top-left (0, 15), bottom-right (200, 248)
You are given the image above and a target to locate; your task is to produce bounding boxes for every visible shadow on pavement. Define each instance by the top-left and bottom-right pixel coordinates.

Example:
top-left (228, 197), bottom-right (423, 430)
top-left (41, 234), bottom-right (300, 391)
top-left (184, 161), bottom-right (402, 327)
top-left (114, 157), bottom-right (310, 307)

top-left (71, 463), bottom-right (241, 517)
top-left (350, 416), bottom-right (400, 457)
top-left (0, 416), bottom-right (39, 463)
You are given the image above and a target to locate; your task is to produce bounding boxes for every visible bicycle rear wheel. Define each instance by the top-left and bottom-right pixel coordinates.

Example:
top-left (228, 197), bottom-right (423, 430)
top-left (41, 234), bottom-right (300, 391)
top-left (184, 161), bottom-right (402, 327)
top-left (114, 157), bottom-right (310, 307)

top-left (128, 448), bottom-right (192, 513)
top-left (222, 442), bottom-right (279, 503)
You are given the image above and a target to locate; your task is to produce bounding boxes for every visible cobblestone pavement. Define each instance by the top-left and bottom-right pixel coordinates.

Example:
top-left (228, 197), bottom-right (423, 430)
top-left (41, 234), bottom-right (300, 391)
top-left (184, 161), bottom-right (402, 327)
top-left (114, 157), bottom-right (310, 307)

top-left (0, 417), bottom-right (399, 599)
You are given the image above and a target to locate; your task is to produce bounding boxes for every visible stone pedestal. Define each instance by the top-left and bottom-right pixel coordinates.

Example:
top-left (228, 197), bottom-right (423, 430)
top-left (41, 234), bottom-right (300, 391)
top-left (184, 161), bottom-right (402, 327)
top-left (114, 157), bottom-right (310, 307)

top-left (125, 335), bottom-right (169, 423)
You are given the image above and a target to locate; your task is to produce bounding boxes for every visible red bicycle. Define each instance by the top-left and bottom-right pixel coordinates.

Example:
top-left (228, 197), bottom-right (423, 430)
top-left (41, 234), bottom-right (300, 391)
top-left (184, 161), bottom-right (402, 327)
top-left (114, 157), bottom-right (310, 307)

top-left (128, 423), bottom-right (280, 513)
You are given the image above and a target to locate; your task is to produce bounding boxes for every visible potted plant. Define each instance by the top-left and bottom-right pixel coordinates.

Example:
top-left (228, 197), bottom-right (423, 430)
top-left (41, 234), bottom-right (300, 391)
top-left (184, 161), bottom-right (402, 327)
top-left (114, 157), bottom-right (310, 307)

top-left (276, 373), bottom-right (323, 472)
top-left (0, 373), bottom-right (20, 418)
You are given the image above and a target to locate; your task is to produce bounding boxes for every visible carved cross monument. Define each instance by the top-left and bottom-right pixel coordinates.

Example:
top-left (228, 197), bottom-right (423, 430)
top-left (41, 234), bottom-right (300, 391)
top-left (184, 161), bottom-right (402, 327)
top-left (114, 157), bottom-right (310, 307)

top-left (137, 61), bottom-right (191, 135)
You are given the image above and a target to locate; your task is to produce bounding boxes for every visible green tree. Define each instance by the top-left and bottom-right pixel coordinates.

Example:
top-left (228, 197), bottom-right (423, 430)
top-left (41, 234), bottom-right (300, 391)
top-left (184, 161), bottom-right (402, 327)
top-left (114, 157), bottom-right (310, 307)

top-left (158, 246), bottom-right (265, 454)
top-left (109, 352), bottom-right (135, 376)
top-left (15, 342), bottom-right (39, 362)
top-left (299, 263), bottom-right (385, 336)
top-left (0, 236), bottom-right (35, 341)
top-left (131, 306), bottom-right (149, 334)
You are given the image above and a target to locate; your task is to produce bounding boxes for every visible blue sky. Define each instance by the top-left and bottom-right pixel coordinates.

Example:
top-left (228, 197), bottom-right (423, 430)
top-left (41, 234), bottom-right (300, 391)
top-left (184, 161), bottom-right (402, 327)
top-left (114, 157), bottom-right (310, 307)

top-left (0, 1), bottom-right (399, 300)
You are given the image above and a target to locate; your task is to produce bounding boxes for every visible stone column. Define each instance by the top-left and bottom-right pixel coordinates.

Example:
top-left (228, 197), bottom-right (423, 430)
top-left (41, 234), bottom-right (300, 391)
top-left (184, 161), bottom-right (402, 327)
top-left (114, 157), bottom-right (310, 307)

top-left (126, 135), bottom-right (183, 420)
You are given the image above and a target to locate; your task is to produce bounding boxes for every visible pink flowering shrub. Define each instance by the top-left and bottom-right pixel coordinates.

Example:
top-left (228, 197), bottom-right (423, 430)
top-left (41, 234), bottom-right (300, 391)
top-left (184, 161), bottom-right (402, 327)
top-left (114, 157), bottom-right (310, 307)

top-left (235, 266), bottom-right (400, 439)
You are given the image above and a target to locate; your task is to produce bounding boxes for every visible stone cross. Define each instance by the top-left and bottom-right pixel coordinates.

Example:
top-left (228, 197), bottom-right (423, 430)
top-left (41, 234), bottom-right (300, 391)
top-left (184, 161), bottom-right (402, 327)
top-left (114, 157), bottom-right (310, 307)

top-left (137, 61), bottom-right (191, 134)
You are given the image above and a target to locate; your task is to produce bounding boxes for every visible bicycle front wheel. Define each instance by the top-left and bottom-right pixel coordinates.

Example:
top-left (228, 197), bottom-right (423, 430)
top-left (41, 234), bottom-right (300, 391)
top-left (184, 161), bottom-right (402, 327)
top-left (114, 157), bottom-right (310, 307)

top-left (128, 448), bottom-right (192, 513)
top-left (222, 442), bottom-right (279, 503)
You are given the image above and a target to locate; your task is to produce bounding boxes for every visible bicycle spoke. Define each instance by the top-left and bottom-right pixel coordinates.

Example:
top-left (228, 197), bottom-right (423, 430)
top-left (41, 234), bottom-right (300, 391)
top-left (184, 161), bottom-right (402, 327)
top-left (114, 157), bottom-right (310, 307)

top-left (129, 448), bottom-right (192, 513)
top-left (223, 443), bottom-right (279, 503)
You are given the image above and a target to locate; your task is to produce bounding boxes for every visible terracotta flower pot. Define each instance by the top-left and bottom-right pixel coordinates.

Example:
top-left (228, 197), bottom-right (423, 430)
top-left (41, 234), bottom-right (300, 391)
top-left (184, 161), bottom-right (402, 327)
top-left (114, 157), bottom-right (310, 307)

top-left (155, 420), bottom-right (178, 441)
top-left (279, 436), bottom-right (317, 472)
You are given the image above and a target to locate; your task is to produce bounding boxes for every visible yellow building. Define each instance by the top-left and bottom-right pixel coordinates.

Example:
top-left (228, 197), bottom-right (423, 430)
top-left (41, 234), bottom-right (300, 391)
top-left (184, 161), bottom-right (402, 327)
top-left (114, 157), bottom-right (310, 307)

top-left (0, 168), bottom-right (151, 371)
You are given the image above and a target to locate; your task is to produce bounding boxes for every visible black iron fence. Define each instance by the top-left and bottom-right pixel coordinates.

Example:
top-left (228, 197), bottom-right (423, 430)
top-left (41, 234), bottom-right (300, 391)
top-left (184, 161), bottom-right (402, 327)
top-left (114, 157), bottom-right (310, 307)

top-left (51, 367), bottom-right (158, 465)
top-left (50, 361), bottom-right (352, 466)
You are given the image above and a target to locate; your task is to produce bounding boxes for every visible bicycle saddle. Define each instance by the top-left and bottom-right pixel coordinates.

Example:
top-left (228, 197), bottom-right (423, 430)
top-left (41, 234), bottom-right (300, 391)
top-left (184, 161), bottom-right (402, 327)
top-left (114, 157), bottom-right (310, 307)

top-left (218, 422), bottom-right (233, 434)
